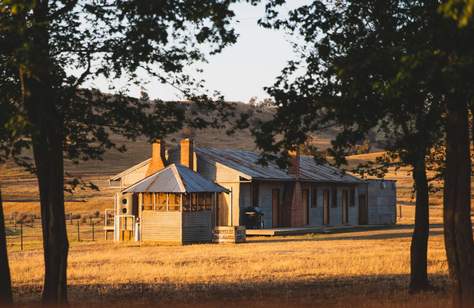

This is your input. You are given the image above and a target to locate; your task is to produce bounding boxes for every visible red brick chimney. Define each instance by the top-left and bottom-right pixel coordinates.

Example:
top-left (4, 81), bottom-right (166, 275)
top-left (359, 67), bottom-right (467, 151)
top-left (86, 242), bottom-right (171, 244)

top-left (180, 138), bottom-right (194, 169)
top-left (287, 148), bottom-right (300, 178)
top-left (146, 140), bottom-right (167, 176)
top-left (288, 147), bottom-right (304, 227)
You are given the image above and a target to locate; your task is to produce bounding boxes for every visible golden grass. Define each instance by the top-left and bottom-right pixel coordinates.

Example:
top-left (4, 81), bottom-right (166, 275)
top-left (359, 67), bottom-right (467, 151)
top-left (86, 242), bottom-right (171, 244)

top-left (8, 226), bottom-right (451, 307)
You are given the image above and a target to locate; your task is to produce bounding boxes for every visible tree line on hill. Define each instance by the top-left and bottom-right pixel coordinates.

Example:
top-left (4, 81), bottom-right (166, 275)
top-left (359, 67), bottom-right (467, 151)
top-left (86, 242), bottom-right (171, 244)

top-left (0, 0), bottom-right (473, 306)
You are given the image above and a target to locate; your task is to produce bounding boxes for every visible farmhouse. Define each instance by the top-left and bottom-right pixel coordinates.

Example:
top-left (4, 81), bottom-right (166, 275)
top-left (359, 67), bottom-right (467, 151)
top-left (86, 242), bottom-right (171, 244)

top-left (107, 139), bottom-right (396, 243)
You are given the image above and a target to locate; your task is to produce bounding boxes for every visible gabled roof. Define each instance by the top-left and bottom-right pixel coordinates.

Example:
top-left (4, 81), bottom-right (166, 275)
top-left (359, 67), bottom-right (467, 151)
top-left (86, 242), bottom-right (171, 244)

top-left (195, 147), bottom-right (363, 184)
top-left (110, 158), bottom-right (151, 181)
top-left (122, 164), bottom-right (228, 193)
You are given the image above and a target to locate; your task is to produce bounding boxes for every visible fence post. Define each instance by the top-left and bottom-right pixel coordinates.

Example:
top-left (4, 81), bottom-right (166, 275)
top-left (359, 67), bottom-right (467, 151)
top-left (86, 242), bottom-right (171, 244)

top-left (20, 222), bottom-right (23, 251)
top-left (92, 222), bottom-right (95, 241)
top-left (77, 220), bottom-right (80, 242)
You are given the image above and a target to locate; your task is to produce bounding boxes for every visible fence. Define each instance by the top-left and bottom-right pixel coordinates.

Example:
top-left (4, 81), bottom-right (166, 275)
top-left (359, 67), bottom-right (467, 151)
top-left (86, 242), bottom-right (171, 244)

top-left (5, 216), bottom-right (104, 252)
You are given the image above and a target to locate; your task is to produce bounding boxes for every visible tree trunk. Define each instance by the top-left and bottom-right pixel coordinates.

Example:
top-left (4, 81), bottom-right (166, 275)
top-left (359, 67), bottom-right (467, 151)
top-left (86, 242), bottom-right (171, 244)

top-left (409, 152), bottom-right (431, 292)
top-left (18, 6), bottom-right (69, 302)
top-left (444, 98), bottom-right (474, 307)
top-left (0, 188), bottom-right (13, 305)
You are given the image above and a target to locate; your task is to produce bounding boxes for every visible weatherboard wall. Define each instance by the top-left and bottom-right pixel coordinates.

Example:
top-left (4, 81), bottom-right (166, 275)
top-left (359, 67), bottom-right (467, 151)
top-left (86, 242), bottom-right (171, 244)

top-left (182, 211), bottom-right (213, 243)
top-left (121, 162), bottom-right (150, 188)
top-left (367, 179), bottom-right (397, 225)
top-left (141, 210), bottom-right (182, 242)
top-left (197, 156), bottom-right (242, 227)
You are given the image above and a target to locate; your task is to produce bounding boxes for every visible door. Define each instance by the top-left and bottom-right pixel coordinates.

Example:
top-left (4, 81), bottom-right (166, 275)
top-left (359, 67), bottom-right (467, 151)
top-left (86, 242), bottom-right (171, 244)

top-left (323, 189), bottom-right (330, 225)
top-left (272, 189), bottom-right (280, 228)
top-left (358, 193), bottom-right (368, 225)
top-left (342, 189), bottom-right (349, 224)
top-left (302, 189), bottom-right (309, 225)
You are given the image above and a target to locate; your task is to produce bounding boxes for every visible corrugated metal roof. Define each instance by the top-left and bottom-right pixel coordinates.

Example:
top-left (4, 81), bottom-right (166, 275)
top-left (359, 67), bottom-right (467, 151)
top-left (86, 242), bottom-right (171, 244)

top-left (122, 164), bottom-right (228, 193)
top-left (195, 147), bottom-right (363, 184)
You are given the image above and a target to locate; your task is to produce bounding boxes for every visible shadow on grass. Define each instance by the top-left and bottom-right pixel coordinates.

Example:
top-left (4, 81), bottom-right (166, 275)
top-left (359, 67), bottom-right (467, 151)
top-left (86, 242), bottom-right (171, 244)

top-left (13, 273), bottom-right (451, 307)
top-left (248, 225), bottom-right (444, 244)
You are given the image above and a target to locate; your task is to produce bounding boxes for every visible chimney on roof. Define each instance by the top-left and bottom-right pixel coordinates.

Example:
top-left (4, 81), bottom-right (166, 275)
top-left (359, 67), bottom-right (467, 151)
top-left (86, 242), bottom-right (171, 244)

top-left (180, 138), bottom-right (194, 169)
top-left (146, 140), bottom-right (167, 176)
top-left (287, 148), bottom-right (300, 178)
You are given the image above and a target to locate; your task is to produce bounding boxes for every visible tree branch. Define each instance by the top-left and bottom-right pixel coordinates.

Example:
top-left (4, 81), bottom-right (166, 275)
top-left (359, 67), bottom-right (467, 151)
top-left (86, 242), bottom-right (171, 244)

top-left (49, 0), bottom-right (79, 20)
top-left (73, 52), bottom-right (92, 89)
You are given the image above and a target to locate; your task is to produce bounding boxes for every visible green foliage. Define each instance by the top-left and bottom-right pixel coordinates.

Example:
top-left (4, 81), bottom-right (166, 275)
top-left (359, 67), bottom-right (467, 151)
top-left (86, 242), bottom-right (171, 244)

top-left (254, 1), bottom-right (474, 184)
top-left (440, 0), bottom-right (474, 27)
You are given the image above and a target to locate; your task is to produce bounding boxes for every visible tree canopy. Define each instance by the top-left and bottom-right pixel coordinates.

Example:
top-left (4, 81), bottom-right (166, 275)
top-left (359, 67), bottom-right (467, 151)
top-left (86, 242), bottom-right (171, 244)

top-left (0, 0), bottom-right (254, 303)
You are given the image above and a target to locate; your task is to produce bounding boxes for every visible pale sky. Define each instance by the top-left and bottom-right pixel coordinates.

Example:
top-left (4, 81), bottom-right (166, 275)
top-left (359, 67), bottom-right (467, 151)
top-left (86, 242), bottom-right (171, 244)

top-left (84, 2), bottom-right (299, 103)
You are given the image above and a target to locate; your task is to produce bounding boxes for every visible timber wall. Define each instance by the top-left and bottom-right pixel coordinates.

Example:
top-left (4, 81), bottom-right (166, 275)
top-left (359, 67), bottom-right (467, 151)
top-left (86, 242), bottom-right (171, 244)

top-left (141, 211), bottom-right (181, 242)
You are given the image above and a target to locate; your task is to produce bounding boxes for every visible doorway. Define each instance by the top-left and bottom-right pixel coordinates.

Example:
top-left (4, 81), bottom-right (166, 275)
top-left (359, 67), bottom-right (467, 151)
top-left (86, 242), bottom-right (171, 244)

top-left (323, 189), bottom-right (330, 225)
top-left (302, 189), bottom-right (309, 225)
top-left (272, 189), bottom-right (280, 228)
top-left (358, 193), bottom-right (368, 225)
top-left (342, 189), bottom-right (349, 224)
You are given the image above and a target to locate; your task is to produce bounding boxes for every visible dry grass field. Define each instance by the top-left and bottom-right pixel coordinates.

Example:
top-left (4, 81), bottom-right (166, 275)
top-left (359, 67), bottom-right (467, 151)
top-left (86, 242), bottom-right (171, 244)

top-left (9, 226), bottom-right (451, 307)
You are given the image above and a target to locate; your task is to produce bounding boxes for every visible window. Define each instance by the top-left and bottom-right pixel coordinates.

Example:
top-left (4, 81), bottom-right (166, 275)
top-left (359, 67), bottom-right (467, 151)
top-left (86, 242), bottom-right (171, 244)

top-left (349, 188), bottom-right (355, 207)
top-left (311, 188), bottom-right (318, 208)
top-left (183, 194), bottom-right (191, 211)
top-left (331, 187), bottom-right (337, 208)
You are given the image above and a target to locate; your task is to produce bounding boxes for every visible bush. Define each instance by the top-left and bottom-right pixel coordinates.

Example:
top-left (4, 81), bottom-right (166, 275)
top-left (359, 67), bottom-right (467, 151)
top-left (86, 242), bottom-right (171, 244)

top-left (16, 213), bottom-right (35, 224)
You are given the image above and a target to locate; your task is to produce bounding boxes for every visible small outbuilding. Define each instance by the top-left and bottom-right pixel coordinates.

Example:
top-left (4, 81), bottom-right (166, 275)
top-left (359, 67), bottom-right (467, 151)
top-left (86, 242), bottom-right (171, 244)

top-left (115, 163), bottom-right (227, 244)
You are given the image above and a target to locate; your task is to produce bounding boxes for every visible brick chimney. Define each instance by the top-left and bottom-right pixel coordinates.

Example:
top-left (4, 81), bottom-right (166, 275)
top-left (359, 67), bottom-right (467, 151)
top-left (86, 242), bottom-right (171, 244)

top-left (288, 147), bottom-right (304, 227)
top-left (180, 138), bottom-right (194, 169)
top-left (287, 148), bottom-right (300, 178)
top-left (146, 140), bottom-right (167, 176)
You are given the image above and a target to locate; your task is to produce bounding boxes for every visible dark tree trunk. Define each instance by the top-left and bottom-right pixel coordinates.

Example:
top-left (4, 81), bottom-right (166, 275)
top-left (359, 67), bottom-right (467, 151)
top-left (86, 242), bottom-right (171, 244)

top-left (409, 152), bottom-right (431, 292)
top-left (0, 188), bottom-right (13, 305)
top-left (444, 98), bottom-right (474, 307)
top-left (20, 68), bottom-right (69, 305)
top-left (18, 5), bottom-right (69, 303)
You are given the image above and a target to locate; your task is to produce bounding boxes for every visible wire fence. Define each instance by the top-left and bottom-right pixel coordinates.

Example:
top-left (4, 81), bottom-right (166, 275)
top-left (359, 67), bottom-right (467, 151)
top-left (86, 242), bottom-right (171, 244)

top-left (5, 215), bottom-right (105, 252)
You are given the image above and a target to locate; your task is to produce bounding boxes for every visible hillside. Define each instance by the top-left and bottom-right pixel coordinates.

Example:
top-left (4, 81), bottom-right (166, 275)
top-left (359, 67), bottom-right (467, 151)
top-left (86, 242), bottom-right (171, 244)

top-left (0, 99), bottom-right (339, 215)
top-left (1, 99), bottom-right (472, 219)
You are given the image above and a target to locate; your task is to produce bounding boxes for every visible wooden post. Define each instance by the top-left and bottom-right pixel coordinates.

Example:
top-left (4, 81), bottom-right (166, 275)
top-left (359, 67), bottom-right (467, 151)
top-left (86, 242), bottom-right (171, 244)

top-left (153, 193), bottom-right (156, 211)
top-left (180, 194), bottom-right (183, 212)
top-left (138, 193), bottom-right (143, 243)
top-left (166, 193), bottom-right (169, 212)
